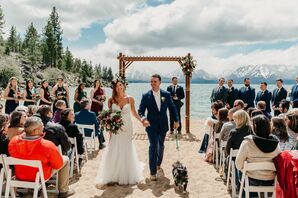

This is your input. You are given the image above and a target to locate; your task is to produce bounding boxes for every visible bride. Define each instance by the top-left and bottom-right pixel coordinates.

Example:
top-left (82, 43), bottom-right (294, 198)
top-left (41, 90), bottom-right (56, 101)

top-left (95, 78), bottom-right (143, 185)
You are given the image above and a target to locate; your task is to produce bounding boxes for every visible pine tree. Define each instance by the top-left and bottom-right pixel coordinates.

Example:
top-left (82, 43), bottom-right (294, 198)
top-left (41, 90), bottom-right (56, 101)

top-left (42, 6), bottom-right (63, 67)
top-left (80, 60), bottom-right (89, 83)
top-left (94, 64), bottom-right (102, 80)
top-left (107, 67), bottom-right (113, 82)
top-left (73, 58), bottom-right (82, 73)
top-left (23, 23), bottom-right (41, 65)
top-left (16, 33), bottom-right (23, 53)
top-left (0, 5), bottom-right (5, 44)
top-left (6, 26), bottom-right (17, 53)
top-left (64, 47), bottom-right (73, 71)
top-left (102, 66), bottom-right (108, 82)
top-left (50, 6), bottom-right (63, 67)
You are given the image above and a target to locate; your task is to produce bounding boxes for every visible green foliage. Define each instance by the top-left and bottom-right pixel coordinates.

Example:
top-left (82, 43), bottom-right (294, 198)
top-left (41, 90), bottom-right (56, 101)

top-left (107, 67), bottom-right (113, 82)
top-left (94, 64), bottom-right (102, 80)
top-left (0, 5), bottom-right (4, 40)
top-left (6, 26), bottom-right (18, 53)
top-left (0, 57), bottom-right (22, 87)
top-left (23, 23), bottom-right (41, 65)
top-left (64, 47), bottom-right (73, 71)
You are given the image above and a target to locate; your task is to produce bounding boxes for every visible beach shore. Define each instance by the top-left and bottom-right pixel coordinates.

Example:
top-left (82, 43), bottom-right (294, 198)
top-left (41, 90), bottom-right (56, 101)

top-left (65, 118), bottom-right (231, 198)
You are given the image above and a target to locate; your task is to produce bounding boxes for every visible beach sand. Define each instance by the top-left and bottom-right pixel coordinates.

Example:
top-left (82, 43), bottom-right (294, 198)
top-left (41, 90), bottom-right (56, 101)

top-left (65, 118), bottom-right (231, 198)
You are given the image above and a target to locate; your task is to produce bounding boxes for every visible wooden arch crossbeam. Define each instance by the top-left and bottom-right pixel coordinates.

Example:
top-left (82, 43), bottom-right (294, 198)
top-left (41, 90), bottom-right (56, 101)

top-left (117, 52), bottom-right (191, 133)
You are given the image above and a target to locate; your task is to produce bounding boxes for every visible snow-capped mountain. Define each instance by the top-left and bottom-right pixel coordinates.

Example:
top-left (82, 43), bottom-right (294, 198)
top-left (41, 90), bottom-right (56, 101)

top-left (224, 65), bottom-right (298, 83)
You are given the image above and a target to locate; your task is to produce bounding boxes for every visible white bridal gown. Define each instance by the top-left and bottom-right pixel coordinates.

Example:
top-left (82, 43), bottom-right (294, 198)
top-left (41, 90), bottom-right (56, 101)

top-left (95, 103), bottom-right (144, 185)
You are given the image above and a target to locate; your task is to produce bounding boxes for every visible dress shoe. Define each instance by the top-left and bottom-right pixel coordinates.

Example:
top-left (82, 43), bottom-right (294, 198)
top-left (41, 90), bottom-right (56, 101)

top-left (58, 189), bottom-right (75, 198)
top-left (99, 144), bottom-right (106, 150)
top-left (150, 175), bottom-right (157, 181)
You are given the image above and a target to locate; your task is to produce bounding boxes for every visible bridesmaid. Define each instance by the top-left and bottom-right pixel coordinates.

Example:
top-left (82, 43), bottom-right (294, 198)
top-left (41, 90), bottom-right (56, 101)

top-left (73, 83), bottom-right (87, 113)
top-left (23, 79), bottom-right (37, 106)
top-left (52, 78), bottom-right (70, 113)
top-left (39, 79), bottom-right (52, 106)
top-left (90, 80), bottom-right (105, 115)
top-left (4, 77), bottom-right (21, 114)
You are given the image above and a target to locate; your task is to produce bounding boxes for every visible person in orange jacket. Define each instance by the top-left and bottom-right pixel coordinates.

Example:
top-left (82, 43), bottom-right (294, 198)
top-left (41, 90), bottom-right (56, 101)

top-left (8, 116), bottom-right (75, 198)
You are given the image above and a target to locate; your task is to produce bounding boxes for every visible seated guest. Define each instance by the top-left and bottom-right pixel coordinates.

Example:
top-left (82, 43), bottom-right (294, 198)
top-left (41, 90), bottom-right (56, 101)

top-left (271, 117), bottom-right (289, 150)
top-left (278, 99), bottom-right (290, 118)
top-left (60, 108), bottom-right (84, 164)
top-left (205, 100), bottom-right (224, 127)
top-left (27, 105), bottom-right (38, 117)
top-left (247, 107), bottom-right (257, 118)
top-left (214, 108), bottom-right (229, 134)
top-left (75, 99), bottom-right (105, 149)
top-left (285, 110), bottom-right (298, 150)
top-left (233, 99), bottom-right (245, 110)
top-left (52, 100), bottom-right (67, 123)
top-left (36, 105), bottom-right (71, 155)
top-left (0, 114), bottom-right (9, 156)
top-left (7, 110), bottom-right (27, 140)
top-left (8, 117), bottom-right (75, 197)
top-left (219, 107), bottom-right (238, 141)
top-left (236, 115), bottom-right (281, 197)
top-left (257, 101), bottom-right (272, 119)
top-left (226, 110), bottom-right (251, 155)
top-left (15, 105), bottom-right (28, 113)
top-left (251, 109), bottom-right (264, 118)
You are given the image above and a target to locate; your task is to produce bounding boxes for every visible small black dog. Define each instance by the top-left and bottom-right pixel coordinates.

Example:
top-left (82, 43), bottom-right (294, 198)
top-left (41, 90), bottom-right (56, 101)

top-left (172, 161), bottom-right (188, 193)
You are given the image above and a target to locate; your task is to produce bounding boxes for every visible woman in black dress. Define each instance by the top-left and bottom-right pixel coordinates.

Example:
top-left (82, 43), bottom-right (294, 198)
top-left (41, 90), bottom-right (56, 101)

top-left (4, 77), bottom-right (21, 114)
top-left (39, 79), bottom-right (52, 106)
top-left (23, 79), bottom-right (37, 106)
top-left (52, 78), bottom-right (69, 113)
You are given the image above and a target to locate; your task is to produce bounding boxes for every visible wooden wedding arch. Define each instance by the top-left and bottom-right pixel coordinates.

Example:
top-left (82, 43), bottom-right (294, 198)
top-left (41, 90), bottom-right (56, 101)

top-left (117, 52), bottom-right (192, 133)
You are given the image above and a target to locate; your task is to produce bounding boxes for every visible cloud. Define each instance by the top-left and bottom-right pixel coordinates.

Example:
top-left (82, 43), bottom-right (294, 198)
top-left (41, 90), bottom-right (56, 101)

top-left (104, 0), bottom-right (298, 49)
top-left (1, 0), bottom-right (145, 40)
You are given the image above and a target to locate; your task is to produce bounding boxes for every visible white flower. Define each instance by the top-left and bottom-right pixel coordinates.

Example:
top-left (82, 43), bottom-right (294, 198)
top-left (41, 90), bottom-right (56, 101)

top-left (161, 96), bottom-right (166, 102)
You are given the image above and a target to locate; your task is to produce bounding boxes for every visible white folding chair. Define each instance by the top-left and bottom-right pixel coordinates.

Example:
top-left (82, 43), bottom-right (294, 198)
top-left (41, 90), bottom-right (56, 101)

top-left (227, 148), bottom-right (239, 198)
top-left (0, 154), bottom-right (6, 196)
top-left (213, 133), bottom-right (220, 169)
top-left (219, 140), bottom-right (227, 175)
top-left (3, 156), bottom-right (48, 198)
top-left (68, 137), bottom-right (80, 178)
top-left (238, 161), bottom-right (276, 198)
top-left (77, 124), bottom-right (97, 157)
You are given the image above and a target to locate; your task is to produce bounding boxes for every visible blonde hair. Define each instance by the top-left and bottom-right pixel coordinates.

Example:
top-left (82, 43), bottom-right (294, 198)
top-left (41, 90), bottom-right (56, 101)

top-left (233, 109), bottom-right (250, 128)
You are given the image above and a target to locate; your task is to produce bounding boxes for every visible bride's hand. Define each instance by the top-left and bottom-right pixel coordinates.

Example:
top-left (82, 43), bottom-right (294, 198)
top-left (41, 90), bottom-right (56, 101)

top-left (142, 120), bottom-right (150, 127)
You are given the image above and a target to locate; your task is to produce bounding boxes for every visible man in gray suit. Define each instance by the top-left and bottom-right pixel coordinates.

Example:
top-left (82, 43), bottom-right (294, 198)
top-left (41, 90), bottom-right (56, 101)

top-left (210, 77), bottom-right (228, 104)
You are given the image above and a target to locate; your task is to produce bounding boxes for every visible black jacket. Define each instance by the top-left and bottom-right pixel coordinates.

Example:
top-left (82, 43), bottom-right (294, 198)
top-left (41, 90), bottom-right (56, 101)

top-left (210, 86), bottom-right (228, 104)
top-left (60, 120), bottom-right (84, 155)
top-left (227, 87), bottom-right (238, 108)
top-left (167, 85), bottom-right (185, 108)
top-left (255, 89), bottom-right (272, 113)
top-left (226, 125), bottom-right (252, 155)
top-left (271, 87), bottom-right (287, 108)
top-left (35, 114), bottom-right (71, 155)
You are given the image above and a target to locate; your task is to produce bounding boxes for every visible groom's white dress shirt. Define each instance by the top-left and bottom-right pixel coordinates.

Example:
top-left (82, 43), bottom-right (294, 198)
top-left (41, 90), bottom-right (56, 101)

top-left (152, 89), bottom-right (161, 111)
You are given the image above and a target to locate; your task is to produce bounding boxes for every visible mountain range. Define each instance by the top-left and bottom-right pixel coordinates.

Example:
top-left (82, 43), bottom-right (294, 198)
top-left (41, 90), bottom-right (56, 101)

top-left (126, 65), bottom-right (298, 84)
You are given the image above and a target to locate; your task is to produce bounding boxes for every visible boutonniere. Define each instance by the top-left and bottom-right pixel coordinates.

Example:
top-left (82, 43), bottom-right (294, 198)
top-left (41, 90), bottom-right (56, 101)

top-left (161, 96), bottom-right (166, 102)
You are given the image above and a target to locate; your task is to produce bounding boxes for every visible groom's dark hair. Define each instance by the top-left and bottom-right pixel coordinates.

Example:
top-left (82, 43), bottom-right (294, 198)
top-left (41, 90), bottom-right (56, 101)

top-left (152, 74), bottom-right (161, 82)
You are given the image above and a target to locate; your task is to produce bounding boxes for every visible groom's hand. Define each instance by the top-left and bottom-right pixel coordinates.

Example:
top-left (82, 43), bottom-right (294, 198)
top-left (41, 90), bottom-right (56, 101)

top-left (174, 122), bottom-right (179, 129)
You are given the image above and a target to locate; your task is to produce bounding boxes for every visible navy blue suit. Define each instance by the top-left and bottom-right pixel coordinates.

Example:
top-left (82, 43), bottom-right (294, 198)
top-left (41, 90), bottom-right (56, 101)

top-left (210, 86), bottom-right (228, 104)
top-left (167, 85), bottom-right (184, 132)
top-left (227, 87), bottom-right (238, 109)
top-left (255, 90), bottom-right (272, 113)
top-left (238, 86), bottom-right (256, 109)
top-left (291, 84), bottom-right (298, 108)
top-left (138, 89), bottom-right (178, 175)
top-left (272, 87), bottom-right (287, 116)
top-left (75, 109), bottom-right (105, 144)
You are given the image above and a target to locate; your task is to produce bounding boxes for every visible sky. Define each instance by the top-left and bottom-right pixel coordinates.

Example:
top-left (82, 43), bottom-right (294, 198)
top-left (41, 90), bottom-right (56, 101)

top-left (1, 0), bottom-right (298, 76)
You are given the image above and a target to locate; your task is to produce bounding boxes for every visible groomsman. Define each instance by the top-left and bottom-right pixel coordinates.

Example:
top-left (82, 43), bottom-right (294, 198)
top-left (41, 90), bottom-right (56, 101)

top-left (290, 76), bottom-right (298, 108)
top-left (226, 79), bottom-right (238, 109)
top-left (210, 77), bottom-right (228, 104)
top-left (272, 79), bottom-right (288, 116)
top-left (238, 78), bottom-right (255, 110)
top-left (255, 82), bottom-right (272, 114)
top-left (167, 77), bottom-right (185, 134)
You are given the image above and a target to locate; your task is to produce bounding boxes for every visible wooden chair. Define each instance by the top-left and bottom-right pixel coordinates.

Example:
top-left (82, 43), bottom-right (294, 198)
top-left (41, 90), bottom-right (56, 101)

top-left (3, 156), bottom-right (48, 198)
top-left (68, 137), bottom-right (80, 178)
top-left (238, 161), bottom-right (276, 198)
top-left (77, 124), bottom-right (97, 158)
top-left (227, 148), bottom-right (239, 198)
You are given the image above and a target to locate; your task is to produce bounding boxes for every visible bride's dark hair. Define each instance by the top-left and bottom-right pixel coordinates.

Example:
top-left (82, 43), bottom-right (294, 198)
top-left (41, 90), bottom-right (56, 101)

top-left (111, 78), bottom-right (126, 104)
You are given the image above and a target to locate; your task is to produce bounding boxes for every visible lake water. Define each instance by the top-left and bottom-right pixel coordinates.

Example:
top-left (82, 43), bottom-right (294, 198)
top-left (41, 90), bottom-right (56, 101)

top-left (1, 83), bottom-right (294, 119)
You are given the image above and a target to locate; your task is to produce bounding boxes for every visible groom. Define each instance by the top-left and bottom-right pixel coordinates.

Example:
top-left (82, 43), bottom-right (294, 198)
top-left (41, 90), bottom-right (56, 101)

top-left (138, 74), bottom-right (179, 181)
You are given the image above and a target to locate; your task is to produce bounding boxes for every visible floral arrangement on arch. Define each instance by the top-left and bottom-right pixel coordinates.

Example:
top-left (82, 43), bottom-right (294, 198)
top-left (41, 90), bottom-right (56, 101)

top-left (98, 109), bottom-right (124, 135)
top-left (180, 55), bottom-right (197, 77)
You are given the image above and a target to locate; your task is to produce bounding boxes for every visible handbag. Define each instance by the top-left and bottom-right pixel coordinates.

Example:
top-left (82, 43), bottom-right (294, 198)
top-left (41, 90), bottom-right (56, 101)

top-left (198, 133), bottom-right (209, 153)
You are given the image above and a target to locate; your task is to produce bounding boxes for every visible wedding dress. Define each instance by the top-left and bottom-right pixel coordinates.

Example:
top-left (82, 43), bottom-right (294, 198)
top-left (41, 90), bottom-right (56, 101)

top-left (95, 102), bottom-right (143, 185)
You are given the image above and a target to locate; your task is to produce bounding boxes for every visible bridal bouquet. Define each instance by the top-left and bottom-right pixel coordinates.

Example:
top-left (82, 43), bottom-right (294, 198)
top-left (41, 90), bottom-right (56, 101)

top-left (98, 110), bottom-right (124, 135)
